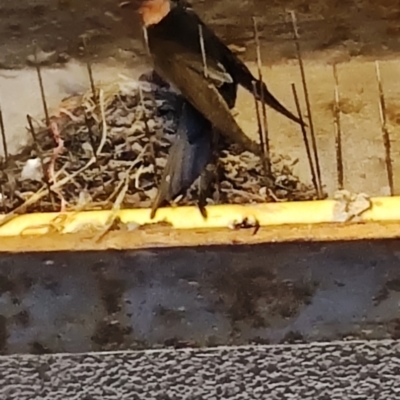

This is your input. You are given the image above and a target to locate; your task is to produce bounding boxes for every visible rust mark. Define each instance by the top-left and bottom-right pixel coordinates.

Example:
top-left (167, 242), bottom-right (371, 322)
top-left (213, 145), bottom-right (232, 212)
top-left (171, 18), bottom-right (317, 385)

top-left (91, 320), bottom-right (132, 348)
top-left (281, 330), bottom-right (305, 344)
top-left (213, 266), bottom-right (317, 327)
top-left (30, 341), bottom-right (52, 355)
top-left (156, 306), bottom-right (186, 323)
top-left (13, 310), bottom-right (30, 328)
top-left (92, 261), bottom-right (125, 315)
top-left (388, 319), bottom-right (400, 340)
top-left (374, 277), bottom-right (400, 306)
top-left (0, 274), bottom-right (15, 295)
top-left (41, 275), bottom-right (60, 294)
top-left (386, 278), bottom-right (400, 292)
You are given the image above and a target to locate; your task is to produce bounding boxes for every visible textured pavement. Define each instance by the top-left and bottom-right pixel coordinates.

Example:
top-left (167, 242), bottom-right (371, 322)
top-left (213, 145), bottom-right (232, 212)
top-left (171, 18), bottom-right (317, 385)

top-left (1, 340), bottom-right (400, 399)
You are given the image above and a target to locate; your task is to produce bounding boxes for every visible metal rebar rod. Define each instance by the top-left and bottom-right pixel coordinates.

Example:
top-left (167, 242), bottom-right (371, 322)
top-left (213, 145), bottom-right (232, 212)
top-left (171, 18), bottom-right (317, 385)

top-left (289, 11), bottom-right (323, 199)
top-left (332, 64), bottom-right (344, 190)
top-left (291, 83), bottom-right (318, 196)
top-left (375, 61), bottom-right (394, 196)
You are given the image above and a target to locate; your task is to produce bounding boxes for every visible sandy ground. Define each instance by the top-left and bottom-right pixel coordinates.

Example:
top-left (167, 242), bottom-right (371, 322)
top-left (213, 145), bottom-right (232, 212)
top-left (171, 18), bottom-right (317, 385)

top-left (2, 0), bottom-right (400, 196)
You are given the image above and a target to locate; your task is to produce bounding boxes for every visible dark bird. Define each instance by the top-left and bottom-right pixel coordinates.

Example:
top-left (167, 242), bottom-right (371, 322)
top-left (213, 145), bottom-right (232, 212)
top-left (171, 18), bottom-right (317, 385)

top-left (121, 0), bottom-right (303, 217)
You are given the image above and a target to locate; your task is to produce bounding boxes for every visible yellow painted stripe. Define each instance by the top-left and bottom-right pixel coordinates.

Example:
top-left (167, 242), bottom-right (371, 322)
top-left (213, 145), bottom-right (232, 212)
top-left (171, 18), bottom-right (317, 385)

top-left (0, 196), bottom-right (399, 238)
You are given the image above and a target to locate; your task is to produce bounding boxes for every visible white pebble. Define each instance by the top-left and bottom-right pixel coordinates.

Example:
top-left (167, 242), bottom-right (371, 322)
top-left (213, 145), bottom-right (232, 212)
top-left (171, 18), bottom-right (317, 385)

top-left (20, 158), bottom-right (43, 181)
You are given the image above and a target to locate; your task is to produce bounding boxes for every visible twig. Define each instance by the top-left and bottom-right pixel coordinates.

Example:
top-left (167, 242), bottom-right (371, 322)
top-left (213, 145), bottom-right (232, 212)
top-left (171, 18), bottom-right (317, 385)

top-left (252, 16), bottom-right (270, 174)
top-left (0, 105), bottom-right (8, 166)
top-left (332, 64), bottom-right (344, 190)
top-left (96, 89), bottom-right (108, 157)
top-left (291, 83), bottom-right (318, 197)
top-left (289, 11), bottom-right (323, 199)
top-left (59, 108), bottom-right (81, 122)
top-left (33, 43), bottom-right (50, 128)
top-left (0, 185), bottom-right (6, 213)
top-left (375, 60), bottom-right (394, 196)
top-left (48, 121), bottom-right (65, 183)
top-left (252, 81), bottom-right (273, 188)
top-left (27, 114), bottom-right (56, 210)
top-left (84, 111), bottom-right (98, 160)
top-left (198, 24), bottom-right (209, 78)
top-left (94, 154), bottom-right (140, 242)
top-left (86, 60), bottom-right (97, 105)
top-left (82, 39), bottom-right (98, 106)
top-left (84, 110), bottom-right (106, 191)
top-left (48, 121), bottom-right (67, 211)
top-left (0, 185), bottom-right (47, 227)
top-left (94, 175), bottom-right (129, 243)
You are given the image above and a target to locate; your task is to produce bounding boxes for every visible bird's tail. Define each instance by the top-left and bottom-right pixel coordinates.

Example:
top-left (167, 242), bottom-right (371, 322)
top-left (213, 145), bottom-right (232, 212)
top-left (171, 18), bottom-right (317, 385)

top-left (150, 101), bottom-right (213, 219)
top-left (223, 50), bottom-right (306, 126)
top-left (254, 80), bottom-right (306, 126)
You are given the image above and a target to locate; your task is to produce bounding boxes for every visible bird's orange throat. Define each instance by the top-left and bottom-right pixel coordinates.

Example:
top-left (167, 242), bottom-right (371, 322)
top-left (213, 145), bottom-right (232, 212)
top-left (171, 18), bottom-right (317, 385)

top-left (139, 0), bottom-right (171, 26)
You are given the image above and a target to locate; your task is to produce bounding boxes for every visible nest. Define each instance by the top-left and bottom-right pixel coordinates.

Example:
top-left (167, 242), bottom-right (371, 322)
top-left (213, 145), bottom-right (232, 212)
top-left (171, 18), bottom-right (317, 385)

top-left (0, 75), bottom-right (316, 216)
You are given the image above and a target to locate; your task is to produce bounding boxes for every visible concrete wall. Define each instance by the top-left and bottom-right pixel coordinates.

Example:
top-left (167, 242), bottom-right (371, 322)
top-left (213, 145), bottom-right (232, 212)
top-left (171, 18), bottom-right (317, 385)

top-left (1, 239), bottom-right (400, 355)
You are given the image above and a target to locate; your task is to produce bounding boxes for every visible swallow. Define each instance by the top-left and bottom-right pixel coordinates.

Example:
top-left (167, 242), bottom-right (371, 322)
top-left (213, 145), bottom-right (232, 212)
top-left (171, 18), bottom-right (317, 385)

top-left (122, 0), bottom-right (303, 148)
top-left (120, 0), bottom-right (303, 217)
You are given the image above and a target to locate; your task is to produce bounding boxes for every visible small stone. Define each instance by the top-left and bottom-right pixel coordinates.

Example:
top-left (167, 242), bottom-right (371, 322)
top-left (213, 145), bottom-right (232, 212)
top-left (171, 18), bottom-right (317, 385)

top-left (26, 49), bottom-right (58, 66)
top-left (228, 44), bottom-right (246, 54)
top-left (20, 158), bottom-right (43, 182)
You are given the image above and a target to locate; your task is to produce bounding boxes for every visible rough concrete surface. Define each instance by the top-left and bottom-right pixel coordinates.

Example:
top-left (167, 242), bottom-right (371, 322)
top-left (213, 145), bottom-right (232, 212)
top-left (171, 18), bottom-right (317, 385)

top-left (1, 240), bottom-right (400, 355)
top-left (1, 340), bottom-right (400, 399)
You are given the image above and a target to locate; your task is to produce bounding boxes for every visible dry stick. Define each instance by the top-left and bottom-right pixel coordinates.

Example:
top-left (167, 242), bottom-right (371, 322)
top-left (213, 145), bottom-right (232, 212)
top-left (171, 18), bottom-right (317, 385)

top-left (291, 83), bottom-right (318, 196)
top-left (375, 60), bottom-right (394, 196)
top-left (33, 44), bottom-right (50, 129)
top-left (86, 60), bottom-right (97, 106)
top-left (252, 81), bottom-right (273, 188)
top-left (82, 45), bottom-right (106, 193)
top-left (332, 64), bottom-right (344, 190)
top-left (0, 185), bottom-right (5, 213)
top-left (27, 114), bottom-right (56, 210)
top-left (252, 16), bottom-right (270, 176)
top-left (82, 39), bottom-right (98, 105)
top-left (289, 11), bottom-right (323, 199)
top-left (83, 110), bottom-right (106, 192)
top-left (84, 112), bottom-right (98, 160)
top-left (0, 106), bottom-right (8, 166)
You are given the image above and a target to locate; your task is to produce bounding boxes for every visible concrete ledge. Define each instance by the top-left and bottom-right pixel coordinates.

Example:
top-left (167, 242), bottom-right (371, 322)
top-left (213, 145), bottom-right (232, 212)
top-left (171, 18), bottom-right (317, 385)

top-left (0, 197), bottom-right (399, 252)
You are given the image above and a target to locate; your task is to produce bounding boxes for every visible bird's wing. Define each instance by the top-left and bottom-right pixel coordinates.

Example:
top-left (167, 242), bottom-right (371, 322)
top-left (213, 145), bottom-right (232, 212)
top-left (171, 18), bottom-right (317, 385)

top-left (181, 6), bottom-right (304, 126)
top-left (150, 101), bottom-right (213, 218)
top-left (154, 52), bottom-right (261, 156)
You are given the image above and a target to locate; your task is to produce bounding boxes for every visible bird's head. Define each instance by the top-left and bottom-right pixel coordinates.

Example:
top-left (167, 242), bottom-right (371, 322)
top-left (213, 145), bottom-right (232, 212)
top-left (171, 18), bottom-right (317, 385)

top-left (119, 0), bottom-right (177, 26)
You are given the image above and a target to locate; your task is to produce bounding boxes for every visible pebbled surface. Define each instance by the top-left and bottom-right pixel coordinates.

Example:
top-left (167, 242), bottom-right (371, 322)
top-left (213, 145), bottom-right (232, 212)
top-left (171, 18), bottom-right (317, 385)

top-left (1, 340), bottom-right (400, 399)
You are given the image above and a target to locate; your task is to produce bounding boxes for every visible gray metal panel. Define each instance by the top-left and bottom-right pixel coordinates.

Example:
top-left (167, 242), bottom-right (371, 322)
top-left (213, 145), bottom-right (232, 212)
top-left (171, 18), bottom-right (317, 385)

top-left (1, 240), bottom-right (400, 354)
top-left (1, 341), bottom-right (400, 399)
